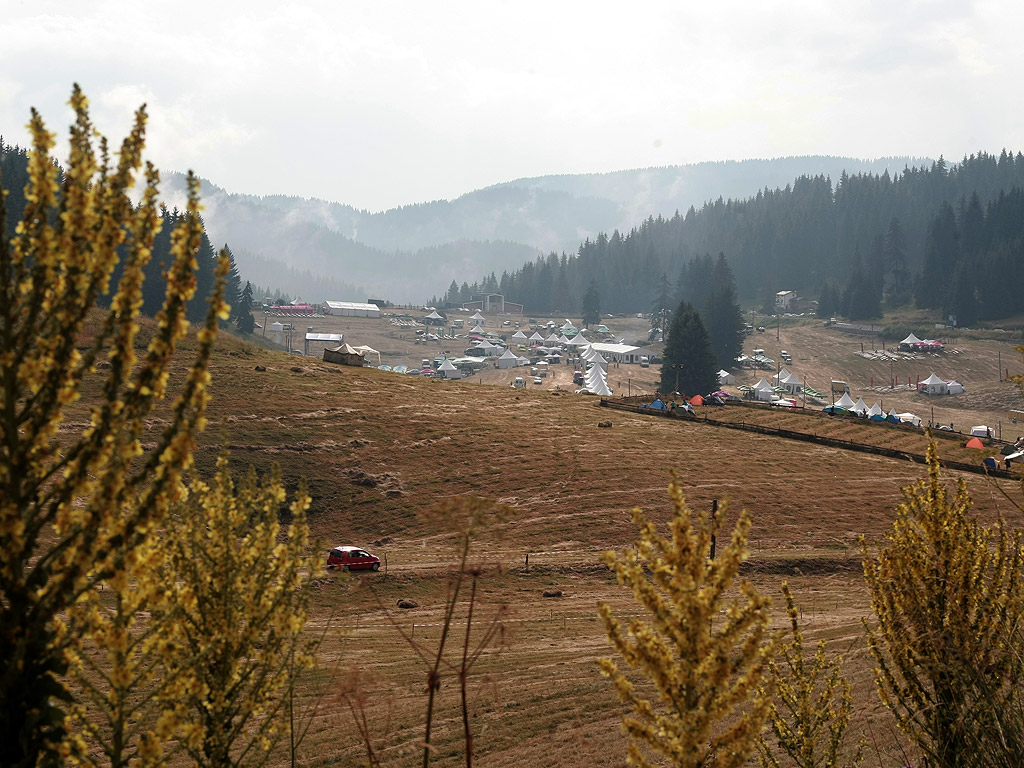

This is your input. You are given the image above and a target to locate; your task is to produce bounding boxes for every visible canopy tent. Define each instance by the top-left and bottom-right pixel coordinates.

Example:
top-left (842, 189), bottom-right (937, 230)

top-left (966, 437), bottom-right (985, 449)
top-left (771, 367), bottom-right (791, 385)
top-left (834, 392), bottom-right (857, 409)
top-left (558, 334), bottom-right (574, 345)
top-left (469, 311), bottom-right (485, 324)
top-left (561, 320), bottom-right (577, 331)
top-left (946, 380), bottom-right (965, 395)
top-left (718, 369), bottom-right (736, 385)
top-left (918, 372), bottom-right (949, 395)
top-left (867, 402), bottom-right (884, 417)
top-left (777, 369), bottom-right (804, 395)
top-left (469, 325), bottom-right (485, 335)
top-left (567, 335), bottom-right (591, 347)
top-left (349, 345), bottom-right (381, 365)
top-left (752, 378), bottom-right (776, 401)
top-left (528, 331), bottom-right (545, 341)
top-left (900, 333), bottom-right (923, 346)
top-left (851, 398), bottom-right (869, 415)
top-left (496, 348), bottom-right (521, 369)
top-left (584, 364), bottom-right (612, 396)
top-left (437, 359), bottom-right (461, 379)
top-left (544, 333), bottom-right (561, 344)
top-left (511, 329), bottom-right (528, 340)
top-left (897, 412), bottom-right (923, 427)
top-left (971, 425), bottom-right (993, 438)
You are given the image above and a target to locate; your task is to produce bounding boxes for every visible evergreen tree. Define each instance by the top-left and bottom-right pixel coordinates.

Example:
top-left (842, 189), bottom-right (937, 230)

top-left (842, 249), bottom-right (882, 320)
top-left (817, 280), bottom-right (841, 318)
top-left (702, 254), bottom-right (744, 369)
top-left (884, 216), bottom-right (911, 306)
top-left (660, 302), bottom-right (718, 395)
top-left (236, 281), bottom-right (255, 334)
top-left (650, 273), bottom-right (674, 339)
top-left (917, 202), bottom-right (959, 309)
top-left (581, 280), bottom-right (600, 327)
top-left (445, 280), bottom-right (459, 305)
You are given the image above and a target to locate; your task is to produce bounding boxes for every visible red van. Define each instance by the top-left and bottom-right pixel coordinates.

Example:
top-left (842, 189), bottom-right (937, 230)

top-left (326, 546), bottom-right (381, 572)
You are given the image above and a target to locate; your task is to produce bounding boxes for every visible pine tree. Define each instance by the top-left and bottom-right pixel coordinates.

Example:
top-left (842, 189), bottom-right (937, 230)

top-left (223, 244), bottom-right (242, 318)
top-left (236, 281), bottom-right (255, 334)
top-left (660, 302), bottom-right (718, 396)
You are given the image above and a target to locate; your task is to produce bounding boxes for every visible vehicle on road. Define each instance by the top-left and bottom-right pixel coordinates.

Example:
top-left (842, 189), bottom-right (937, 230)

top-left (327, 546), bottom-right (381, 571)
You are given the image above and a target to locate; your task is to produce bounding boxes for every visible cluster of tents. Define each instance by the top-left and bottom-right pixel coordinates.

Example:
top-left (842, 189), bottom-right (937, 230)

top-left (917, 372), bottom-right (965, 396)
top-left (823, 392), bottom-right (923, 426)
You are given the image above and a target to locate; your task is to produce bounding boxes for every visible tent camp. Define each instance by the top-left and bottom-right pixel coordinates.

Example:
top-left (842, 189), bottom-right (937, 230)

top-left (918, 372), bottom-right (949, 395)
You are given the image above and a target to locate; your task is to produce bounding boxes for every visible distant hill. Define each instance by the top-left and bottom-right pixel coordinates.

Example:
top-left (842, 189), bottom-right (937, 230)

top-left (157, 156), bottom-right (924, 304)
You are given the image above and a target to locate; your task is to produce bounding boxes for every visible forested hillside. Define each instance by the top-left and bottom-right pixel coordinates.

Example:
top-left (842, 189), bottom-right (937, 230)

top-left (474, 151), bottom-right (1024, 322)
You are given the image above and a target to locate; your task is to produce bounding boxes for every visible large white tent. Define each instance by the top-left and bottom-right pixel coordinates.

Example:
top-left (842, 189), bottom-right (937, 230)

top-left (919, 372), bottom-right (949, 395)
top-left (835, 392), bottom-right (857, 409)
top-left (437, 359), bottom-right (461, 379)
top-left (771, 367), bottom-right (791, 385)
top-left (473, 340), bottom-right (501, 357)
top-left (544, 332), bottom-right (561, 344)
top-left (851, 397), bottom-right (869, 415)
top-left (947, 380), bottom-right (965, 395)
top-left (753, 378), bottom-right (776, 401)
top-left (867, 402), bottom-right (884, 417)
top-left (496, 348), bottom-right (520, 369)
top-left (529, 331), bottom-right (545, 342)
top-left (511, 329), bottom-right (528, 340)
top-left (469, 311), bottom-right (486, 325)
top-left (718, 370), bottom-right (736, 385)
top-left (900, 333), bottom-right (923, 347)
top-left (585, 364), bottom-right (612, 396)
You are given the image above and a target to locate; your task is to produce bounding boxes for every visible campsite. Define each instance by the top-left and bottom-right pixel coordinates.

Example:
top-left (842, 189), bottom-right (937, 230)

top-left (137, 308), bottom-right (1024, 768)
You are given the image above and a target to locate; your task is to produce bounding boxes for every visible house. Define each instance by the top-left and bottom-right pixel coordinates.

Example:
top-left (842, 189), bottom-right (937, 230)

top-left (775, 291), bottom-right (797, 311)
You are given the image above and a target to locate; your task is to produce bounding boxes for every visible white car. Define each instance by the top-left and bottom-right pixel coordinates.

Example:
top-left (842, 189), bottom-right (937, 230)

top-left (533, 377), bottom-right (543, 385)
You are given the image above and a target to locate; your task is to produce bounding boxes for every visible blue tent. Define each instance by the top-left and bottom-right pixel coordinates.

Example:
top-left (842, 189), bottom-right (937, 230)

top-left (644, 398), bottom-right (668, 410)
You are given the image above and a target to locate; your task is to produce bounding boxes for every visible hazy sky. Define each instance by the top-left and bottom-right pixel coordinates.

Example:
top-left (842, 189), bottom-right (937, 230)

top-left (2, 1), bottom-right (1021, 212)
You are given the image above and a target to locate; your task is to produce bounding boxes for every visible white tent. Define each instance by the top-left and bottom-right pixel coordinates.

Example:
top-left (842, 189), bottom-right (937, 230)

top-left (469, 311), bottom-right (485, 324)
top-left (567, 335), bottom-right (591, 347)
top-left (584, 350), bottom-right (608, 368)
top-left (585, 365), bottom-right (612, 396)
top-left (898, 412), bottom-right (923, 427)
top-left (900, 333), bottom-right (923, 347)
top-left (771, 367), bottom-right (791, 385)
top-left (851, 398), bottom-right (869, 415)
top-left (561, 320), bottom-right (577, 331)
top-left (946, 380), bottom-right (965, 395)
top-left (437, 359), bottom-right (461, 379)
top-left (558, 334), bottom-right (573, 345)
top-left (835, 392), bottom-right (857, 409)
top-left (544, 332), bottom-right (561, 344)
top-left (777, 370), bottom-right (803, 395)
top-left (529, 331), bottom-right (545, 342)
top-left (753, 378), bottom-right (776, 401)
top-left (349, 345), bottom-right (381, 365)
top-left (511, 329), bottom-right (528, 340)
top-left (718, 369), bottom-right (736, 385)
top-left (469, 325), bottom-right (485, 334)
top-left (496, 348), bottom-right (520, 369)
top-left (425, 310), bottom-right (443, 320)
top-left (867, 402), bottom-right (884, 417)
top-left (473, 340), bottom-right (500, 357)
top-left (919, 372), bottom-right (949, 395)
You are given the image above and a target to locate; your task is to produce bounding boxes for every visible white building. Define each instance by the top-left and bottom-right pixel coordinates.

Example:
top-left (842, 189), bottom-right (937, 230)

top-left (324, 301), bottom-right (381, 318)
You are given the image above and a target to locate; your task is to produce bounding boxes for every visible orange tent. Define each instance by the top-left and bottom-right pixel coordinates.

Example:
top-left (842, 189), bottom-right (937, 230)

top-left (689, 394), bottom-right (704, 406)
top-left (966, 437), bottom-right (985, 449)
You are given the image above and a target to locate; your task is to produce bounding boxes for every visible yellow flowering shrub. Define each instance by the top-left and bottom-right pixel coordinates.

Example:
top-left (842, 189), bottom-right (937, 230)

top-left (759, 583), bottom-right (862, 768)
top-left (164, 457), bottom-right (315, 768)
top-left (598, 479), bottom-right (775, 768)
top-left (863, 442), bottom-right (1024, 767)
top-left (0, 86), bottom-right (226, 766)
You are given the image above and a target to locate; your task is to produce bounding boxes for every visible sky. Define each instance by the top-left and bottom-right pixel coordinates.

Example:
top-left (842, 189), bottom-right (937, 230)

top-left (2, 1), bottom-right (1022, 212)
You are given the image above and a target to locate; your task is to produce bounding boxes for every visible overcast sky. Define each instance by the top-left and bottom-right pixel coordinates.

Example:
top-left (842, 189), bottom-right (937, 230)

top-left (2, 1), bottom-right (1021, 212)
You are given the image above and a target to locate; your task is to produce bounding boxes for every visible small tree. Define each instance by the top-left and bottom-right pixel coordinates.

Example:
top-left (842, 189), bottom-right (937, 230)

top-left (165, 457), bottom-right (316, 768)
top-left (0, 87), bottom-right (225, 767)
top-left (759, 583), bottom-right (862, 768)
top-left (236, 281), bottom-right (256, 335)
top-left (598, 480), bottom-right (775, 768)
top-left (862, 442), bottom-right (1024, 768)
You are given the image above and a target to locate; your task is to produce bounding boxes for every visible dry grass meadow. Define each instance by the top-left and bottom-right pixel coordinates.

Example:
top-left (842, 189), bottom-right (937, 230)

top-left (67, 309), bottom-right (1024, 767)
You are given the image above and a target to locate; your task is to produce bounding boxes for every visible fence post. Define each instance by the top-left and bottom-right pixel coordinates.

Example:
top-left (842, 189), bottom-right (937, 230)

top-left (525, 553), bottom-right (530, 572)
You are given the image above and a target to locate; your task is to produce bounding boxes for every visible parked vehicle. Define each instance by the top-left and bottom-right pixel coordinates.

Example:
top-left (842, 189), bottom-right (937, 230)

top-left (640, 356), bottom-right (650, 368)
top-left (327, 546), bottom-right (380, 571)
top-left (511, 377), bottom-right (525, 388)
top-left (533, 377), bottom-right (543, 385)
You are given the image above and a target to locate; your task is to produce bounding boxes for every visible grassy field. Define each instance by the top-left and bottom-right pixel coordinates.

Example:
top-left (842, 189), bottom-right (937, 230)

top-left (65, 309), bottom-right (1024, 766)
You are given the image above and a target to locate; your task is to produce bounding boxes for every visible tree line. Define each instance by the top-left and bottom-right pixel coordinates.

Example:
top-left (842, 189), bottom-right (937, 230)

top-left (449, 150), bottom-right (1024, 323)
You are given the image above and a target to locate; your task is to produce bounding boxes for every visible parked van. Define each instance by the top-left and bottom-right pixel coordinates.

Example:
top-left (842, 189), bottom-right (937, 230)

top-left (511, 377), bottom-right (525, 388)
top-left (640, 356), bottom-right (650, 368)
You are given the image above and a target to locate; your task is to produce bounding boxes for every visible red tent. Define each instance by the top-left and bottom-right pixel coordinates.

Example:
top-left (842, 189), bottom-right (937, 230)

top-left (689, 394), bottom-right (704, 406)
top-left (966, 437), bottom-right (985, 449)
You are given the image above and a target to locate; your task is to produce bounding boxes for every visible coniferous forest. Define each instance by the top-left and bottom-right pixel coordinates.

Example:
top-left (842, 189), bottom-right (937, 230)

top-left (451, 151), bottom-right (1024, 323)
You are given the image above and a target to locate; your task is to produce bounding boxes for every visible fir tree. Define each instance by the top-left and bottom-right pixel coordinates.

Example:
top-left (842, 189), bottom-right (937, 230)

top-left (660, 302), bottom-right (718, 396)
top-left (236, 281), bottom-right (256, 334)
top-left (582, 280), bottom-right (600, 327)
